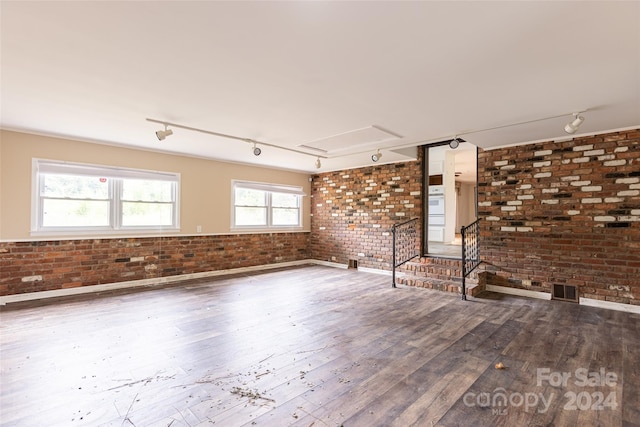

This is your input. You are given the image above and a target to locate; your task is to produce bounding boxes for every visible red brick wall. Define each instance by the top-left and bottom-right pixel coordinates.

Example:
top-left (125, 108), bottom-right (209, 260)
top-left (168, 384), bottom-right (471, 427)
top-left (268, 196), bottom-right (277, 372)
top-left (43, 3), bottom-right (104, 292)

top-left (0, 233), bottom-right (310, 296)
top-left (4, 129), bottom-right (638, 307)
top-left (310, 156), bottom-right (423, 270)
top-left (478, 129), bottom-right (640, 305)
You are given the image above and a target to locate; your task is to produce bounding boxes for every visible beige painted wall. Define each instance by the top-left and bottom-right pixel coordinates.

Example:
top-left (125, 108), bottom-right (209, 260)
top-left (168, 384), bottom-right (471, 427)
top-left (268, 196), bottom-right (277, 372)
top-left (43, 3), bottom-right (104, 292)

top-left (0, 130), bottom-right (311, 241)
top-left (0, 135), bottom-right (3, 240)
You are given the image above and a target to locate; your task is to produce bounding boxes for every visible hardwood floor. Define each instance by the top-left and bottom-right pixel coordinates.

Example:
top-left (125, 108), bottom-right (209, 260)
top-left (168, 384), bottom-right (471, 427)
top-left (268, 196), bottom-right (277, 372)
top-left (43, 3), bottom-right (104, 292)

top-left (1, 265), bottom-right (638, 427)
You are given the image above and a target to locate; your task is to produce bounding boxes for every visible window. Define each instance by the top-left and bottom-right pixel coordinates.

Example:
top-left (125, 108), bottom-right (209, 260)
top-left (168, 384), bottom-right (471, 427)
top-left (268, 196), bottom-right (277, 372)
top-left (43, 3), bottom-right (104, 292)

top-left (32, 159), bottom-right (180, 234)
top-left (232, 181), bottom-right (304, 229)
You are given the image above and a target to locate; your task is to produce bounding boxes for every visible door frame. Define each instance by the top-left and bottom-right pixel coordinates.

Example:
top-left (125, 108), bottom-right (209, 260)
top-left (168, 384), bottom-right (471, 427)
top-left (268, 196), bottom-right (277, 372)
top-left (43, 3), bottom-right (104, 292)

top-left (421, 142), bottom-right (478, 257)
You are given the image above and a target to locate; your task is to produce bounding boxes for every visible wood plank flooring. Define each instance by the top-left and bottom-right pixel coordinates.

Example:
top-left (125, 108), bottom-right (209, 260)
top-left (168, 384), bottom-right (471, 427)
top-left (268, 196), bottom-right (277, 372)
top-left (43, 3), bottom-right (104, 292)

top-left (1, 265), bottom-right (638, 427)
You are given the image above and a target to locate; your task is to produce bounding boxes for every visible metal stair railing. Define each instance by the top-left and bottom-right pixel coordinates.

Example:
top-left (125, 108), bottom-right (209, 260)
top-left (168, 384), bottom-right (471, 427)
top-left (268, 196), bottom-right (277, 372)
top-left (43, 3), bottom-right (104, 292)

top-left (460, 219), bottom-right (481, 300)
top-left (392, 218), bottom-right (420, 288)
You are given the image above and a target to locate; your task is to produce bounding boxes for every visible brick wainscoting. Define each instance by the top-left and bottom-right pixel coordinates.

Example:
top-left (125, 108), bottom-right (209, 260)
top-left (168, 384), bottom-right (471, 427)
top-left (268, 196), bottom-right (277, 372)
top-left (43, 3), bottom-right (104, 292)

top-left (310, 159), bottom-right (422, 270)
top-left (0, 233), bottom-right (310, 296)
top-left (479, 129), bottom-right (640, 305)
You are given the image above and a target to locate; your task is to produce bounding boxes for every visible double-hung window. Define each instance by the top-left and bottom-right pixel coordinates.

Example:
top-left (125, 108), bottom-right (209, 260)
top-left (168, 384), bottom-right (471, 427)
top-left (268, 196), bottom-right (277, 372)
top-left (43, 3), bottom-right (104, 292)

top-left (232, 181), bottom-right (304, 230)
top-left (32, 159), bottom-right (180, 234)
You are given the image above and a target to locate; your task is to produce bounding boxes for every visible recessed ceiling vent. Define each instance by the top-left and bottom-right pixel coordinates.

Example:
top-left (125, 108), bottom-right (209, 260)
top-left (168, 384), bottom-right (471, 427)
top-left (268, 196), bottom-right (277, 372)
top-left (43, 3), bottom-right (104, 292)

top-left (300, 125), bottom-right (401, 156)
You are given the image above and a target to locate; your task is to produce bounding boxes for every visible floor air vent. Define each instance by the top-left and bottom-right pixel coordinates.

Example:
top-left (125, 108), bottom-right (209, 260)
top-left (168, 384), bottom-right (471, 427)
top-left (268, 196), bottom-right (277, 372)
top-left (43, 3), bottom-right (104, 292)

top-left (553, 284), bottom-right (578, 302)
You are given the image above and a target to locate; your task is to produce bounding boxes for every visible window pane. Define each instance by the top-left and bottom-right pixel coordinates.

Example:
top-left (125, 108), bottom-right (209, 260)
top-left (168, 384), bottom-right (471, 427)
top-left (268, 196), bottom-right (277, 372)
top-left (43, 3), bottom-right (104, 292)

top-left (122, 202), bottom-right (173, 226)
top-left (272, 192), bottom-right (299, 208)
top-left (35, 160), bottom-right (180, 232)
top-left (42, 174), bottom-right (109, 199)
top-left (232, 183), bottom-right (303, 228)
top-left (235, 188), bottom-right (266, 207)
top-left (122, 179), bottom-right (173, 202)
top-left (272, 208), bottom-right (299, 225)
top-left (42, 199), bottom-right (110, 227)
top-left (235, 207), bottom-right (267, 226)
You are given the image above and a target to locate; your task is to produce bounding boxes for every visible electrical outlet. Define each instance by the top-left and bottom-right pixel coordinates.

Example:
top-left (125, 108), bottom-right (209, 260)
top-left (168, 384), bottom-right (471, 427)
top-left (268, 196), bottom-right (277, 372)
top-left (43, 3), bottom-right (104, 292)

top-left (196, 225), bottom-right (202, 233)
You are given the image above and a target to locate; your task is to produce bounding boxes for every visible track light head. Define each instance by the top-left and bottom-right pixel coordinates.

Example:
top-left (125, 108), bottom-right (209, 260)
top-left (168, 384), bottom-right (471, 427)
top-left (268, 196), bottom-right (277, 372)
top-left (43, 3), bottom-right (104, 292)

top-left (449, 137), bottom-right (460, 149)
top-left (371, 149), bottom-right (382, 162)
top-left (315, 158), bottom-right (322, 169)
top-left (156, 125), bottom-right (173, 141)
top-left (253, 143), bottom-right (262, 156)
top-left (564, 113), bottom-right (585, 134)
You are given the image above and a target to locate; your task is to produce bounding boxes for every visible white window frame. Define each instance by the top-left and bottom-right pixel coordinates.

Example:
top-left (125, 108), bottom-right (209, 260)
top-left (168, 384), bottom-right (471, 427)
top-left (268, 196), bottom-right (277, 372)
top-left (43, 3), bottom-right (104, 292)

top-left (231, 180), bottom-right (305, 231)
top-left (31, 159), bottom-right (180, 235)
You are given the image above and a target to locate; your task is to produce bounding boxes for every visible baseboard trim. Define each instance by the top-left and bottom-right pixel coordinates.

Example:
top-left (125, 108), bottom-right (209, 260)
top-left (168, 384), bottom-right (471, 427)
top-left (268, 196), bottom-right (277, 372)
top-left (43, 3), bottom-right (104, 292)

top-left (579, 297), bottom-right (640, 314)
top-left (0, 259), bottom-right (334, 305)
top-left (310, 260), bottom-right (349, 269)
top-left (485, 285), bottom-right (640, 313)
top-left (357, 266), bottom-right (392, 276)
top-left (485, 284), bottom-right (552, 300)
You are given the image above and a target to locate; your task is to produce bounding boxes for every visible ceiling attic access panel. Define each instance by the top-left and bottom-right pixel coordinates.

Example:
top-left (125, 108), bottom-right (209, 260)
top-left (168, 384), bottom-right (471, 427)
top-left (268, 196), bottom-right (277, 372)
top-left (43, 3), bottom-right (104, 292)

top-left (299, 125), bottom-right (402, 157)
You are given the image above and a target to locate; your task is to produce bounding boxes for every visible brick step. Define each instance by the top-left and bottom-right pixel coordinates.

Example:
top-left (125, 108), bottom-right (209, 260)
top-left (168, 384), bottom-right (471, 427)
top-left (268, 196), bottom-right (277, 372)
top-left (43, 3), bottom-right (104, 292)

top-left (398, 258), bottom-right (479, 282)
top-left (401, 262), bottom-right (462, 274)
top-left (401, 265), bottom-right (472, 278)
top-left (396, 274), bottom-right (484, 297)
top-left (406, 257), bottom-right (466, 268)
top-left (395, 256), bottom-right (483, 297)
top-left (415, 257), bottom-right (465, 266)
top-left (401, 268), bottom-right (479, 284)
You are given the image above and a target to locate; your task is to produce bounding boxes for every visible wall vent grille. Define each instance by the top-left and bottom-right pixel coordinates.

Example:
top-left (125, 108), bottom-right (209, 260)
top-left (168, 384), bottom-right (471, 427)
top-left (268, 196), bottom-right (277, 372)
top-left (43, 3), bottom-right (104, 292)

top-left (553, 284), bottom-right (578, 302)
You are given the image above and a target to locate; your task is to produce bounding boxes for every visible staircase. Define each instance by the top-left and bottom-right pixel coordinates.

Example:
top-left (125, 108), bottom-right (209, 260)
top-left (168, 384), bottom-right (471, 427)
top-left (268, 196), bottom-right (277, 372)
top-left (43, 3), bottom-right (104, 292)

top-left (394, 257), bottom-right (484, 297)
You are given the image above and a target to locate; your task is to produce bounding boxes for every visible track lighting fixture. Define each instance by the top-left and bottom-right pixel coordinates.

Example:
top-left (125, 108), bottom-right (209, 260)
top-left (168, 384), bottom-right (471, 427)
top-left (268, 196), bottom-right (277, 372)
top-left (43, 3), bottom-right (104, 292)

top-left (449, 137), bottom-right (460, 149)
top-left (564, 113), bottom-right (585, 134)
top-left (371, 149), bottom-right (382, 162)
top-left (147, 118), bottom-right (329, 168)
top-left (155, 124), bottom-right (173, 141)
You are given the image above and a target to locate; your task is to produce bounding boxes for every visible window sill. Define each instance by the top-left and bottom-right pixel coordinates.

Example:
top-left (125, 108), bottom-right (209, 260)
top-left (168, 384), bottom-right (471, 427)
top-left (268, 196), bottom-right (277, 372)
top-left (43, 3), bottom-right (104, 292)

top-left (230, 226), bottom-right (305, 234)
top-left (30, 228), bottom-right (182, 239)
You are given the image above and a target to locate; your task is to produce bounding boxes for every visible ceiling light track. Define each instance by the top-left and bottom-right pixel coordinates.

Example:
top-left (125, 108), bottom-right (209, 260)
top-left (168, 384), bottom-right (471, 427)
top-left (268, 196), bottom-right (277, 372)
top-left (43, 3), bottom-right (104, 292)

top-left (148, 110), bottom-right (586, 170)
top-left (456, 110), bottom-right (587, 138)
top-left (416, 110), bottom-right (589, 150)
top-left (146, 118), bottom-right (327, 161)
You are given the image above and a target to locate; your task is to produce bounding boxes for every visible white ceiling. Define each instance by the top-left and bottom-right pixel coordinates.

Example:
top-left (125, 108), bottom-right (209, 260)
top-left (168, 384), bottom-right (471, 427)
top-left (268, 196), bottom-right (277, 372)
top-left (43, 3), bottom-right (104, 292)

top-left (1, 1), bottom-right (639, 174)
